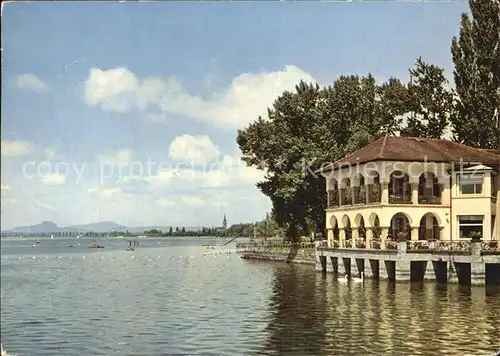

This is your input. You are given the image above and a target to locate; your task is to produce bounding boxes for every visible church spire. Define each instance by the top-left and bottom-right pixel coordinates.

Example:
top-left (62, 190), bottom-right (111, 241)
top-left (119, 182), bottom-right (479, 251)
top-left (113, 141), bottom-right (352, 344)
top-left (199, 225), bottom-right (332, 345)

top-left (222, 213), bottom-right (227, 229)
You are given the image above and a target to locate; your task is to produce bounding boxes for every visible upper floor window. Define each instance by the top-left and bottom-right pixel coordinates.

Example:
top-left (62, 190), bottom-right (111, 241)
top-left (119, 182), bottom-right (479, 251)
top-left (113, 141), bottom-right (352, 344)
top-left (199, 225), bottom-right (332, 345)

top-left (458, 215), bottom-right (483, 238)
top-left (458, 173), bottom-right (483, 195)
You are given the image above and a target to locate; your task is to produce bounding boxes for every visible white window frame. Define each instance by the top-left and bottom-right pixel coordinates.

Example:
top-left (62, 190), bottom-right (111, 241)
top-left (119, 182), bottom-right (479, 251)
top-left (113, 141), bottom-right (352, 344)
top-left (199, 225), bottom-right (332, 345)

top-left (457, 173), bottom-right (484, 196)
top-left (458, 215), bottom-right (483, 239)
top-left (491, 174), bottom-right (498, 199)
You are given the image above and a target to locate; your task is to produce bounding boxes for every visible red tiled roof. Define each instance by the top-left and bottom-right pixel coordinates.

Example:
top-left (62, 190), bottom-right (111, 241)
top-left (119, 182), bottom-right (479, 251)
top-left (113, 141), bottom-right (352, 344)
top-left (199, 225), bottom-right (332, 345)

top-left (478, 148), bottom-right (500, 156)
top-left (318, 136), bottom-right (500, 173)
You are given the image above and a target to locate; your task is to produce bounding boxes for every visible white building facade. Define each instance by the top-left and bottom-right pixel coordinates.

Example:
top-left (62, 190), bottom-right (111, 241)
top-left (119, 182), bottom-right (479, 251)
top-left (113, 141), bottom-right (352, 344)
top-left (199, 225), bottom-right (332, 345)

top-left (318, 137), bottom-right (500, 248)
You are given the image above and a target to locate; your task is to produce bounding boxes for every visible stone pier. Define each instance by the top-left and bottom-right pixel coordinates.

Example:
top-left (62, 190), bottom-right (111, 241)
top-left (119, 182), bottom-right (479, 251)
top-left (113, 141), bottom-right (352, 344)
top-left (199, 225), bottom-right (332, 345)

top-left (316, 240), bottom-right (500, 286)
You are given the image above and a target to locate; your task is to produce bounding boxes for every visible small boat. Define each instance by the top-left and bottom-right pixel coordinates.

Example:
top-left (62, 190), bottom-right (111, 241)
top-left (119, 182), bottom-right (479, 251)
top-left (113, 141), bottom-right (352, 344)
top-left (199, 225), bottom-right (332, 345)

top-left (1, 343), bottom-right (8, 356)
top-left (89, 240), bottom-right (104, 248)
top-left (126, 247), bottom-right (135, 251)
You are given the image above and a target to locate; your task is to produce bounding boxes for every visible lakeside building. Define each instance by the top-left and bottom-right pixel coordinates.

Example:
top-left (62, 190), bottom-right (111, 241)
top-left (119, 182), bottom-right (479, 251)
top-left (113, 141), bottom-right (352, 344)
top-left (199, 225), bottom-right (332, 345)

top-left (317, 136), bottom-right (500, 248)
top-left (311, 137), bottom-right (500, 286)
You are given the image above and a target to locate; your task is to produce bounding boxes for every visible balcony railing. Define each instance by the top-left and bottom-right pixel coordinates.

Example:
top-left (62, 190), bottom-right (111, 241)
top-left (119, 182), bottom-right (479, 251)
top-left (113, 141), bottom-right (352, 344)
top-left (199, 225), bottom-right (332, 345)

top-left (407, 240), bottom-right (431, 250)
top-left (318, 239), bottom-right (499, 254)
top-left (341, 189), bottom-right (353, 205)
top-left (385, 240), bottom-right (398, 249)
top-left (418, 195), bottom-right (442, 204)
top-left (327, 192), bottom-right (339, 208)
top-left (388, 195), bottom-right (412, 204)
top-left (368, 184), bottom-right (381, 203)
top-left (370, 239), bottom-right (381, 249)
top-left (433, 240), bottom-right (471, 252)
top-left (354, 186), bottom-right (367, 204)
top-left (236, 241), bottom-right (316, 249)
top-left (481, 240), bottom-right (499, 253)
top-left (355, 238), bottom-right (366, 248)
top-left (342, 239), bottom-right (353, 248)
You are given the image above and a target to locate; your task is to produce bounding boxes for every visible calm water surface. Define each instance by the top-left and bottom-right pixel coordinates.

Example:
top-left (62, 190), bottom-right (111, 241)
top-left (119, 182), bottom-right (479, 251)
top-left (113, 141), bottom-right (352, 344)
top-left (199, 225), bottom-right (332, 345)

top-left (1, 237), bottom-right (499, 355)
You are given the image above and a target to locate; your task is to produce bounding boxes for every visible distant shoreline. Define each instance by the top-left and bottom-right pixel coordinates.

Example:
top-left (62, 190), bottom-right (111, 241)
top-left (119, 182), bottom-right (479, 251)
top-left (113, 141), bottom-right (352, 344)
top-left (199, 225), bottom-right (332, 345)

top-left (0, 235), bottom-right (243, 239)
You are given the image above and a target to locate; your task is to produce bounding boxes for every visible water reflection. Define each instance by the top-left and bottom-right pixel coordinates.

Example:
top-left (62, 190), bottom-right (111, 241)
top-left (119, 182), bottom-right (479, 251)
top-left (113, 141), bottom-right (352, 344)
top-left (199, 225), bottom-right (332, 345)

top-left (263, 267), bottom-right (500, 355)
top-left (1, 238), bottom-right (499, 355)
top-left (262, 265), bottom-right (328, 355)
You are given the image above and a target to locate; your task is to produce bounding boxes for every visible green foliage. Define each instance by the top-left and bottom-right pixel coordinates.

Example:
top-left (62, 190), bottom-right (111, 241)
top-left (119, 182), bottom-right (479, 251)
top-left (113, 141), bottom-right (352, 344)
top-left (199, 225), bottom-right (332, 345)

top-left (450, 0), bottom-right (500, 148)
top-left (400, 57), bottom-right (454, 139)
top-left (237, 77), bottom-right (409, 241)
top-left (236, 0), bottom-right (499, 242)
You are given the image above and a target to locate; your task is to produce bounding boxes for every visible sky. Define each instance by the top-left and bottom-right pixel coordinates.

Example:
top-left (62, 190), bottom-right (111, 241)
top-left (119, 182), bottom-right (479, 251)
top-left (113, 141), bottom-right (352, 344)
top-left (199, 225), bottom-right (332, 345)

top-left (1, 1), bottom-right (470, 229)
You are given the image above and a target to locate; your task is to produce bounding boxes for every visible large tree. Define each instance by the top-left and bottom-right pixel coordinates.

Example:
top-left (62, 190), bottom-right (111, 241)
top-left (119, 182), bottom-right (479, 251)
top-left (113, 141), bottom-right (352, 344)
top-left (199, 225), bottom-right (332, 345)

top-left (450, 0), bottom-right (500, 148)
top-left (237, 76), bottom-right (408, 241)
top-left (400, 57), bottom-right (455, 139)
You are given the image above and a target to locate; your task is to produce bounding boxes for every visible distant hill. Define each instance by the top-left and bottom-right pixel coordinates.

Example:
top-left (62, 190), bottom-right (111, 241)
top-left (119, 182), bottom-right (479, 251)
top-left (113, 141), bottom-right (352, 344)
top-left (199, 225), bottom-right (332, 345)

top-left (8, 221), bottom-right (61, 234)
top-left (1, 221), bottom-right (202, 234)
top-left (67, 221), bottom-right (128, 233)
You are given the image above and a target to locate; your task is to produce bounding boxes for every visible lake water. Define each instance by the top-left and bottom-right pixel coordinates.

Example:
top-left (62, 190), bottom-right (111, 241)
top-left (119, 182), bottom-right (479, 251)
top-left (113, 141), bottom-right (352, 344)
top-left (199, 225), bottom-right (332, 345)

top-left (1, 237), bottom-right (499, 355)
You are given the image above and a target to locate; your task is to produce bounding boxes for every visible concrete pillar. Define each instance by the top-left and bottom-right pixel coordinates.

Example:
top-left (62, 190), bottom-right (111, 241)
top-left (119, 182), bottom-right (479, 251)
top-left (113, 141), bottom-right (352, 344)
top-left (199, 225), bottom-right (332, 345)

top-left (397, 241), bottom-right (407, 254)
top-left (315, 256), bottom-right (324, 271)
top-left (329, 257), bottom-right (338, 275)
top-left (381, 182), bottom-right (389, 204)
top-left (364, 258), bottom-right (374, 278)
top-left (326, 256), bottom-right (334, 273)
top-left (471, 262), bottom-right (485, 286)
top-left (424, 261), bottom-right (436, 280)
top-left (327, 228), bottom-right (333, 247)
top-left (396, 260), bottom-right (411, 281)
top-left (352, 227), bottom-right (359, 240)
top-left (470, 241), bottom-right (485, 285)
top-left (448, 261), bottom-right (459, 284)
top-left (351, 258), bottom-right (359, 278)
top-left (339, 228), bottom-right (346, 242)
top-left (366, 228), bottom-right (373, 246)
top-left (411, 226), bottom-right (419, 241)
top-left (471, 241), bottom-right (482, 257)
top-left (411, 181), bottom-right (419, 204)
top-left (338, 258), bottom-right (346, 276)
top-left (380, 226), bottom-right (390, 246)
top-left (379, 260), bottom-right (389, 280)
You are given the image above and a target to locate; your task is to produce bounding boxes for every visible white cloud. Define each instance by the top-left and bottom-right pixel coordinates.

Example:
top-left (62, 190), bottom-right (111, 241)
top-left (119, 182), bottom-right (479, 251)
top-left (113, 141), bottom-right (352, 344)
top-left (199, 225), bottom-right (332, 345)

top-left (181, 196), bottom-right (204, 207)
top-left (2, 198), bottom-right (18, 204)
top-left (0, 134), bottom-right (270, 230)
top-left (88, 187), bottom-right (121, 196)
top-left (14, 74), bottom-right (48, 92)
top-left (156, 197), bottom-right (175, 206)
top-left (1, 140), bottom-right (33, 157)
top-left (35, 200), bottom-right (52, 209)
top-left (98, 149), bottom-right (134, 164)
top-left (168, 134), bottom-right (221, 164)
top-left (83, 65), bottom-right (317, 129)
top-left (44, 148), bottom-right (57, 161)
top-left (84, 68), bottom-right (139, 113)
top-left (113, 150), bottom-right (264, 200)
top-left (41, 173), bottom-right (67, 185)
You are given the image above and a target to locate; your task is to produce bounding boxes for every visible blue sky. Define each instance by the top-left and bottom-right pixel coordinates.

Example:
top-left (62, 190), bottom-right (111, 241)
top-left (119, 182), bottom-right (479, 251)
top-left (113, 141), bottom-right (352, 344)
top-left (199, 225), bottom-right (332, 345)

top-left (1, 1), bottom-right (469, 229)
